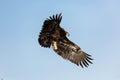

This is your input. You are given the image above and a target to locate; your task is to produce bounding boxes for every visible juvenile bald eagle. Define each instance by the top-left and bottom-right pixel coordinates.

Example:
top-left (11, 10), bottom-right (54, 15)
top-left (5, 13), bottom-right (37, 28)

top-left (38, 13), bottom-right (93, 68)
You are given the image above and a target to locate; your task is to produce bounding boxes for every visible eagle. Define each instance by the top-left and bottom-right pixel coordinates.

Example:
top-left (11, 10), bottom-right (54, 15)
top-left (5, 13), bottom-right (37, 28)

top-left (38, 13), bottom-right (93, 68)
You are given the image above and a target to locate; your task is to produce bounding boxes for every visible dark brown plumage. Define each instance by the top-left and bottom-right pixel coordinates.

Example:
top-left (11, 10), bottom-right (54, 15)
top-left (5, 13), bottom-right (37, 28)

top-left (38, 13), bottom-right (93, 68)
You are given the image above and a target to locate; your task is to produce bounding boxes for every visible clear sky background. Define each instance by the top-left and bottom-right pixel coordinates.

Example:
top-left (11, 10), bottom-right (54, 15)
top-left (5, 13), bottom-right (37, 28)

top-left (0, 0), bottom-right (120, 80)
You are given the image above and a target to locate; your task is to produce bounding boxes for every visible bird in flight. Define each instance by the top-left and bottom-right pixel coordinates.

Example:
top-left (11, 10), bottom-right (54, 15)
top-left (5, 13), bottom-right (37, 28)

top-left (38, 13), bottom-right (93, 68)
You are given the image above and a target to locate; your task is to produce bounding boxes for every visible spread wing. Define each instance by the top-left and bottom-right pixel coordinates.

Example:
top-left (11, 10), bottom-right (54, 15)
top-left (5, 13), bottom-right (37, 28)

top-left (52, 39), bottom-right (93, 68)
top-left (38, 13), bottom-right (63, 48)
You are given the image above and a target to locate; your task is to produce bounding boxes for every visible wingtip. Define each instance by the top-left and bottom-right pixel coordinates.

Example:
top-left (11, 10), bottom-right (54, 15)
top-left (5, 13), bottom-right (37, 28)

top-left (48, 13), bottom-right (62, 23)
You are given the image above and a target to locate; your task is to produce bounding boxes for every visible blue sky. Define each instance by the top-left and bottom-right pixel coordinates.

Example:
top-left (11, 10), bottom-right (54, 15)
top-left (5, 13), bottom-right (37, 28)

top-left (0, 0), bottom-right (120, 80)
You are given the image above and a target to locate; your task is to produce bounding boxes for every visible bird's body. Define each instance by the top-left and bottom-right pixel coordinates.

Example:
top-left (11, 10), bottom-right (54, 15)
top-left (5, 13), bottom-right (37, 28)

top-left (38, 13), bottom-right (93, 68)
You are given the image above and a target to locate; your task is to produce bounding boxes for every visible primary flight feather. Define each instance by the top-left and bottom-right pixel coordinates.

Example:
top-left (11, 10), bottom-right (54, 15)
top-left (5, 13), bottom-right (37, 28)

top-left (38, 13), bottom-right (93, 68)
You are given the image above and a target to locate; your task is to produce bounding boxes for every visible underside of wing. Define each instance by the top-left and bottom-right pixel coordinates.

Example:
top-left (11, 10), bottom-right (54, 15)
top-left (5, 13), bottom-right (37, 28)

top-left (52, 39), bottom-right (93, 68)
top-left (38, 14), bottom-right (62, 48)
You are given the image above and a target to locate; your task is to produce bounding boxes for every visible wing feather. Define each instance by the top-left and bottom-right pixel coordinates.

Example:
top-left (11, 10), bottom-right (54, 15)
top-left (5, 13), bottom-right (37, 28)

top-left (52, 40), bottom-right (93, 68)
top-left (38, 14), bottom-right (62, 48)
